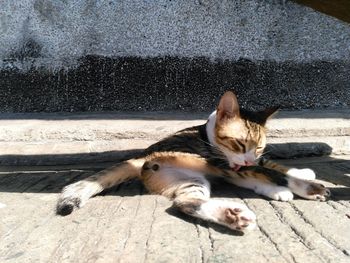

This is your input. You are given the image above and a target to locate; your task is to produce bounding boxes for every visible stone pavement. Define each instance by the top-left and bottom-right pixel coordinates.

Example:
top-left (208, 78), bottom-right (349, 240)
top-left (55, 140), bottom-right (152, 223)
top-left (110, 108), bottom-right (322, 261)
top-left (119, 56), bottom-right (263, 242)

top-left (0, 155), bottom-right (349, 263)
top-left (0, 110), bottom-right (349, 262)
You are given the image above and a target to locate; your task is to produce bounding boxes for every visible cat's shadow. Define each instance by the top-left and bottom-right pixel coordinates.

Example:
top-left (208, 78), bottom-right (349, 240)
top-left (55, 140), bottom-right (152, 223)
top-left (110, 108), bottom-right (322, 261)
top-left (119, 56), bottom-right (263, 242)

top-left (101, 178), bottom-right (249, 235)
top-left (164, 206), bottom-right (245, 236)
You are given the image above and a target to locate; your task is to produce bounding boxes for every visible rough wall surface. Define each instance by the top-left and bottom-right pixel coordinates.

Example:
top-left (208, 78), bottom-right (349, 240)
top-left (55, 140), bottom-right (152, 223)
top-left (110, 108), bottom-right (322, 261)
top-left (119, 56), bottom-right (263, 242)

top-left (0, 0), bottom-right (349, 112)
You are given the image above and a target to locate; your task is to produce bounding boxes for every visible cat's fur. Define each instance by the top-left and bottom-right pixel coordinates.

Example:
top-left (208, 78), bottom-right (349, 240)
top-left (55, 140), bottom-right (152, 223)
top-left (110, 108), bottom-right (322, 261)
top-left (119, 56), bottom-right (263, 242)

top-left (56, 91), bottom-right (330, 231)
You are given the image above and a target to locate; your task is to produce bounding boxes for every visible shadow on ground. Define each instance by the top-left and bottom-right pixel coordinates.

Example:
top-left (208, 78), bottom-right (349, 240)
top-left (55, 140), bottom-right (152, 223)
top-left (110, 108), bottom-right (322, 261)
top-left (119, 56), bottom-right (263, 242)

top-left (0, 149), bottom-right (349, 201)
top-left (0, 142), bottom-right (333, 166)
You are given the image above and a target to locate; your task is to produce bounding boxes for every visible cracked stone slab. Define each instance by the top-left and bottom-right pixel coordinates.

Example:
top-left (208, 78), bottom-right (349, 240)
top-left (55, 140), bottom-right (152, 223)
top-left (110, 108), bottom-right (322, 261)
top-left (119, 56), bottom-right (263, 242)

top-left (0, 156), bottom-right (349, 263)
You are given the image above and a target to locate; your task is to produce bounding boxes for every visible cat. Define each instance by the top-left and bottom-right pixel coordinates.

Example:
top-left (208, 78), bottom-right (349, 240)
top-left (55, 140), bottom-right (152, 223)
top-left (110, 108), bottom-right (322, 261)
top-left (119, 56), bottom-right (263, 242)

top-left (56, 91), bottom-right (330, 231)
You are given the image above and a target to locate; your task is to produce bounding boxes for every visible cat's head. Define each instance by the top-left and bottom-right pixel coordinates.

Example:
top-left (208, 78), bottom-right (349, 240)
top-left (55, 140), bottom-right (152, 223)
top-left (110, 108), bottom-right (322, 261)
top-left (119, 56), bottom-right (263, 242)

top-left (207, 91), bottom-right (278, 171)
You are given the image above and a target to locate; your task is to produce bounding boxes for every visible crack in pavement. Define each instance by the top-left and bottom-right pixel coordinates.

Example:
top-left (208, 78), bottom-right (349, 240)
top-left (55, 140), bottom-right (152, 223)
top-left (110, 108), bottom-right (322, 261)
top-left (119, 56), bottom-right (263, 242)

top-left (258, 225), bottom-right (291, 263)
top-left (238, 197), bottom-right (290, 262)
top-left (195, 224), bottom-right (205, 263)
top-left (207, 227), bottom-right (214, 253)
top-left (289, 202), bottom-right (349, 257)
top-left (121, 195), bottom-right (142, 251)
top-left (121, 184), bottom-right (143, 252)
top-left (269, 202), bottom-right (313, 249)
top-left (269, 201), bottom-right (325, 263)
top-left (239, 195), bottom-right (296, 263)
top-left (144, 197), bottom-right (157, 263)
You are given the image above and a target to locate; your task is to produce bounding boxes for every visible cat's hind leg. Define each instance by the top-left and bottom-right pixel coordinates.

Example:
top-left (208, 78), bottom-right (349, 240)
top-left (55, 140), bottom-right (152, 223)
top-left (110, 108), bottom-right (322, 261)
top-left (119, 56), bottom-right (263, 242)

top-left (141, 154), bottom-right (256, 231)
top-left (56, 158), bottom-right (145, 215)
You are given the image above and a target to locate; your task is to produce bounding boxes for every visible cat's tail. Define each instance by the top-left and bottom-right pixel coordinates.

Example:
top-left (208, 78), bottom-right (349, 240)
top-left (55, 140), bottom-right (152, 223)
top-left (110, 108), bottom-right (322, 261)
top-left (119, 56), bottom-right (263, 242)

top-left (56, 158), bottom-right (145, 215)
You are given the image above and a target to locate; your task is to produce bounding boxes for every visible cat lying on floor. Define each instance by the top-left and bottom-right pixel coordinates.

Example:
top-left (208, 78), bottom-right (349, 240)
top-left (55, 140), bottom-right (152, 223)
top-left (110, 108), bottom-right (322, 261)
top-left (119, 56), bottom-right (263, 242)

top-left (56, 91), bottom-right (330, 231)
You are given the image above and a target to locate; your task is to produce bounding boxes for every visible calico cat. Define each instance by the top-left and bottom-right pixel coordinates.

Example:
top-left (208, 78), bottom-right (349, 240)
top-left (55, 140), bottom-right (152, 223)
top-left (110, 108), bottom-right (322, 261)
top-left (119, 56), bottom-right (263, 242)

top-left (56, 91), bottom-right (330, 231)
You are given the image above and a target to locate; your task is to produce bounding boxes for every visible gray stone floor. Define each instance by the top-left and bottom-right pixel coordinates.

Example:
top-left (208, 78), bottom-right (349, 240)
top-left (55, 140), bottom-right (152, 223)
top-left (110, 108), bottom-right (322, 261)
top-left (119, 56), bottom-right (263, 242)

top-left (1, 156), bottom-right (350, 263)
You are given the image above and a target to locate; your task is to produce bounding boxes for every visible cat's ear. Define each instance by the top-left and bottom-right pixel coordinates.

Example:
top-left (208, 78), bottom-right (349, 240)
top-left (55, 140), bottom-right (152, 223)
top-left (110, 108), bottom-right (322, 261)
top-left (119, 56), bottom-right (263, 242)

top-left (217, 91), bottom-right (240, 122)
top-left (257, 106), bottom-right (279, 125)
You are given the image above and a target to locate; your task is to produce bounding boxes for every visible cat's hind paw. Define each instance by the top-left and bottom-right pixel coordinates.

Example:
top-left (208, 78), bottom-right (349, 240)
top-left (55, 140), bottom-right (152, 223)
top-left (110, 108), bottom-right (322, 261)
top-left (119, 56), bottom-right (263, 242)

top-left (222, 207), bottom-right (257, 231)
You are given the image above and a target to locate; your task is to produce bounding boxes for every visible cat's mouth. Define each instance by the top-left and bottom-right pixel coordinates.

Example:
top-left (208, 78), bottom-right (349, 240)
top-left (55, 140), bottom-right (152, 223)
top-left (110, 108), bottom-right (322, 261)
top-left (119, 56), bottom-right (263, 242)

top-left (231, 162), bottom-right (255, 171)
top-left (232, 164), bottom-right (242, 171)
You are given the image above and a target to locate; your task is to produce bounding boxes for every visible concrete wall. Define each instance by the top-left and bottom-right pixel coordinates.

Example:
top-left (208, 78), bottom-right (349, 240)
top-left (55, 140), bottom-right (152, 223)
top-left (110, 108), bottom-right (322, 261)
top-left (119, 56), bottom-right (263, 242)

top-left (0, 0), bottom-right (349, 112)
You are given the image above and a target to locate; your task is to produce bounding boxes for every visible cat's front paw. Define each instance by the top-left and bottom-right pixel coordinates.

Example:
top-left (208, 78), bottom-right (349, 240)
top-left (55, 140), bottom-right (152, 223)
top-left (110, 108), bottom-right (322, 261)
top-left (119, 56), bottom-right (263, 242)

top-left (288, 178), bottom-right (331, 201)
top-left (221, 206), bottom-right (256, 231)
top-left (255, 185), bottom-right (294, 201)
top-left (270, 187), bottom-right (294, 201)
top-left (303, 182), bottom-right (331, 201)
